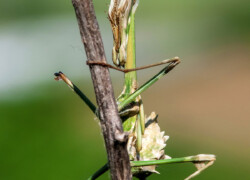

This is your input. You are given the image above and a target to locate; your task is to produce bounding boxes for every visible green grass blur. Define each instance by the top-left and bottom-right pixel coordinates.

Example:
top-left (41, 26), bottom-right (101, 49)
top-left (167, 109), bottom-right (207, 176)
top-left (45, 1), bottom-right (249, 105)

top-left (1, 0), bottom-right (250, 179)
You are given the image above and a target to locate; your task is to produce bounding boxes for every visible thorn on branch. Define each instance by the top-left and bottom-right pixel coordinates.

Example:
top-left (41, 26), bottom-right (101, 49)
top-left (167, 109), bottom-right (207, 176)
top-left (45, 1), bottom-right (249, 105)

top-left (115, 129), bottom-right (129, 143)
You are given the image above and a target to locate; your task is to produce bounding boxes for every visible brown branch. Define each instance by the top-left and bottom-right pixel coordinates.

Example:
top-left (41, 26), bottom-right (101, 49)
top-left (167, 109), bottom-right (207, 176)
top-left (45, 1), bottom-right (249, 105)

top-left (71, 0), bottom-right (132, 180)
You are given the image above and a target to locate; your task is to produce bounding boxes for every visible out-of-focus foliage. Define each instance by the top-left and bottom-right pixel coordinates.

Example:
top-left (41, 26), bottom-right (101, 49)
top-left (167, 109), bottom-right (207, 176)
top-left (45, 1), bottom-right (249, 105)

top-left (1, 0), bottom-right (250, 179)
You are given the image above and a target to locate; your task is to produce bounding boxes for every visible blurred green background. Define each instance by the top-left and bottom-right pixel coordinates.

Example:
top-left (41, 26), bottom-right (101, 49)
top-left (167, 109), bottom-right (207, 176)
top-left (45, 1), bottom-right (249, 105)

top-left (1, 0), bottom-right (250, 179)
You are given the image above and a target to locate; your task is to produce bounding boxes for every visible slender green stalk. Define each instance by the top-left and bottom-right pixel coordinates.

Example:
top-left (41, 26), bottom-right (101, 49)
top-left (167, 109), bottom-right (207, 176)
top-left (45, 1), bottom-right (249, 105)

top-left (118, 59), bottom-right (180, 111)
top-left (54, 72), bottom-right (97, 114)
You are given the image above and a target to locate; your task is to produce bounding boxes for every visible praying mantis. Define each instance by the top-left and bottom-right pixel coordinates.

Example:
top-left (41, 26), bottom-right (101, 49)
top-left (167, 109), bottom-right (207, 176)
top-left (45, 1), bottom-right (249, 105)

top-left (55, 0), bottom-right (215, 179)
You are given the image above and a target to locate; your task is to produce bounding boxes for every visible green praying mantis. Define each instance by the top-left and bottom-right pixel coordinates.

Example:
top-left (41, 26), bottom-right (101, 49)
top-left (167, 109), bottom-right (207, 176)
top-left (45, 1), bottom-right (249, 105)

top-left (54, 66), bottom-right (215, 180)
top-left (55, 0), bottom-right (215, 179)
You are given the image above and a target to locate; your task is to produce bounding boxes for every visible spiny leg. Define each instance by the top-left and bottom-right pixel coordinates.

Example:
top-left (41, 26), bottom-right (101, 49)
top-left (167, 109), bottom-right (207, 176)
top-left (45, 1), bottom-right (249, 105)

top-left (54, 71), bottom-right (97, 115)
top-left (118, 59), bottom-right (180, 111)
top-left (89, 154), bottom-right (215, 179)
top-left (136, 113), bottom-right (142, 152)
top-left (87, 163), bottom-right (109, 180)
top-left (139, 96), bottom-right (145, 135)
top-left (131, 154), bottom-right (215, 167)
top-left (185, 161), bottom-right (215, 180)
top-left (86, 56), bottom-right (179, 73)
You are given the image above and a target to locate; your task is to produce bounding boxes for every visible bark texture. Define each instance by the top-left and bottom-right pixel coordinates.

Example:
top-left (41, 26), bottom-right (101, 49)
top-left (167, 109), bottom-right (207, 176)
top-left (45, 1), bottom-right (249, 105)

top-left (71, 0), bottom-right (132, 179)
